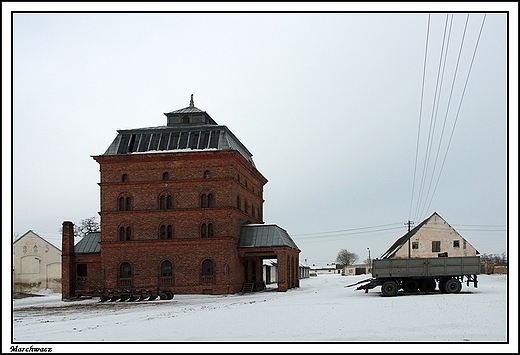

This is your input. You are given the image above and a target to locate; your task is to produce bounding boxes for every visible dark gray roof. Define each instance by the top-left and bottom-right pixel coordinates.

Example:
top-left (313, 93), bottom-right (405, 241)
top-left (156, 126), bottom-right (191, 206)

top-left (74, 232), bottom-right (101, 254)
top-left (165, 106), bottom-right (205, 115)
top-left (238, 224), bottom-right (300, 250)
top-left (101, 125), bottom-right (256, 167)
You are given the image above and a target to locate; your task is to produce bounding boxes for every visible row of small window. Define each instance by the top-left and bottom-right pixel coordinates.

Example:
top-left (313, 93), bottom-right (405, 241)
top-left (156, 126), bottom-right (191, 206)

top-left (121, 170), bottom-right (212, 183)
top-left (118, 223), bottom-right (214, 241)
top-left (411, 240), bottom-right (465, 252)
top-left (77, 259), bottom-right (215, 278)
top-left (118, 259), bottom-right (214, 279)
top-left (118, 193), bottom-right (214, 211)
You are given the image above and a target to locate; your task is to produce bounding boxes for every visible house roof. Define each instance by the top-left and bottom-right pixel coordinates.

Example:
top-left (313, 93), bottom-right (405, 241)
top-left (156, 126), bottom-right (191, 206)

top-left (14, 230), bottom-right (62, 252)
top-left (379, 212), bottom-right (478, 258)
top-left (238, 224), bottom-right (300, 250)
top-left (99, 96), bottom-right (256, 167)
top-left (74, 232), bottom-right (101, 254)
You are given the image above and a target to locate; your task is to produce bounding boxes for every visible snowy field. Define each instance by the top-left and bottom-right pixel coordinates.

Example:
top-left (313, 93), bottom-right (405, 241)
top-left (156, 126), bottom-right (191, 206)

top-left (8, 274), bottom-right (515, 353)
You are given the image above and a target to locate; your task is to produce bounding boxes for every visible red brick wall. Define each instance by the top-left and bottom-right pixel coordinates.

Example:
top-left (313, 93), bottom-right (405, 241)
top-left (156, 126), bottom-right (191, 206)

top-left (90, 150), bottom-right (267, 294)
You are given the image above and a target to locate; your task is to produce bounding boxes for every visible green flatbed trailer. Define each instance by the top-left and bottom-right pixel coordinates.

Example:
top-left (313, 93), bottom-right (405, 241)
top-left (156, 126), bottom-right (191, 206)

top-left (351, 256), bottom-right (480, 297)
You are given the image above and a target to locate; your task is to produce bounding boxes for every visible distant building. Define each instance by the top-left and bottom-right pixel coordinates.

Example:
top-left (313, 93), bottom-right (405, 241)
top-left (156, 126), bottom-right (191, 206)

top-left (344, 263), bottom-right (372, 276)
top-left (62, 96), bottom-right (301, 298)
top-left (310, 264), bottom-right (342, 275)
top-left (13, 231), bottom-right (62, 293)
top-left (380, 212), bottom-right (479, 259)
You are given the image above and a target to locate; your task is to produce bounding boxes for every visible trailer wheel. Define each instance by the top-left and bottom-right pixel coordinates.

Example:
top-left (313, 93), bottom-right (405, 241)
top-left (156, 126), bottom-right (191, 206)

top-left (419, 278), bottom-right (436, 293)
top-left (444, 278), bottom-right (462, 294)
top-left (382, 280), bottom-right (399, 297)
top-left (402, 279), bottom-right (419, 293)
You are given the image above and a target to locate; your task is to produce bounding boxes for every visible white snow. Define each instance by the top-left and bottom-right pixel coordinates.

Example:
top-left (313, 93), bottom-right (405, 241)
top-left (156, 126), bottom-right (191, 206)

top-left (9, 274), bottom-right (515, 353)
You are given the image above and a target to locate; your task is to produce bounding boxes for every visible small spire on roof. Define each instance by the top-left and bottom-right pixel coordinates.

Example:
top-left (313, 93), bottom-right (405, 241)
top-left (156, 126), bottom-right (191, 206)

top-left (189, 94), bottom-right (194, 108)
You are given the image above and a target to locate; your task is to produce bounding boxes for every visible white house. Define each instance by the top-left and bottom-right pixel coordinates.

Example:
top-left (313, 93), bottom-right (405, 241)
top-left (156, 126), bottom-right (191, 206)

top-left (13, 231), bottom-right (62, 293)
top-left (380, 212), bottom-right (479, 259)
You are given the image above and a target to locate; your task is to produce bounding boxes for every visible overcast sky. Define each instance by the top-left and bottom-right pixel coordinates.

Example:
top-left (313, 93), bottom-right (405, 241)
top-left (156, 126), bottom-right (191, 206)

top-left (5, 3), bottom-right (517, 266)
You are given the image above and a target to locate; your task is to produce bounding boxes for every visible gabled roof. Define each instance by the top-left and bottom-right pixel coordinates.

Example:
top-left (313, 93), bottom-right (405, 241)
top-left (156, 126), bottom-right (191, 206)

top-left (13, 230), bottom-right (62, 252)
top-left (379, 212), bottom-right (477, 258)
top-left (74, 232), bottom-right (101, 254)
top-left (238, 224), bottom-right (300, 250)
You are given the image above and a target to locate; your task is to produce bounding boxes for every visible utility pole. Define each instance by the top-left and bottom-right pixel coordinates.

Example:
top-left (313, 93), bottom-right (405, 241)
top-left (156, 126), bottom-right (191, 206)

top-left (405, 220), bottom-right (414, 258)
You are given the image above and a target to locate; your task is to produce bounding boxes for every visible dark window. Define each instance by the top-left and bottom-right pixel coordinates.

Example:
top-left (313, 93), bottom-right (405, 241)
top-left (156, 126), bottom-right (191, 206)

top-left (126, 197), bottom-right (132, 211)
top-left (160, 196), bottom-right (166, 210)
top-left (167, 196), bottom-right (173, 209)
top-left (178, 132), bottom-right (189, 149)
top-left (122, 174), bottom-right (128, 182)
top-left (168, 132), bottom-right (179, 150)
top-left (128, 134), bottom-right (137, 152)
top-left (202, 259), bottom-right (214, 276)
top-left (77, 264), bottom-right (87, 277)
top-left (237, 195), bottom-right (241, 209)
top-left (149, 133), bottom-right (160, 151)
top-left (208, 223), bottom-right (213, 238)
top-left (161, 261), bottom-right (173, 277)
top-left (137, 133), bottom-right (150, 152)
top-left (432, 241), bottom-right (441, 253)
top-left (120, 262), bottom-right (131, 278)
top-left (126, 227), bottom-right (132, 240)
top-left (119, 197), bottom-right (125, 211)
top-left (117, 135), bottom-right (130, 154)
top-left (201, 132), bottom-right (210, 148)
top-left (182, 116), bottom-right (189, 123)
top-left (453, 240), bottom-right (460, 248)
top-left (119, 227), bottom-right (125, 241)
top-left (412, 242), bottom-right (419, 249)
top-left (208, 194), bottom-right (214, 208)
top-left (201, 194), bottom-right (208, 208)
top-left (201, 224), bottom-right (207, 238)
top-left (159, 133), bottom-right (170, 150)
top-left (162, 172), bottom-right (169, 181)
top-left (167, 225), bottom-right (173, 239)
top-left (204, 170), bottom-right (211, 179)
top-left (209, 131), bottom-right (220, 148)
top-left (189, 131), bottom-right (200, 149)
top-left (160, 225), bottom-right (166, 239)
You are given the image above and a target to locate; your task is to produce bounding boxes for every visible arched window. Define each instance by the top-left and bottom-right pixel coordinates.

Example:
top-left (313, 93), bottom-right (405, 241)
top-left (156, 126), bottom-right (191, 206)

top-left (162, 172), bottom-right (169, 181)
top-left (120, 262), bottom-right (131, 278)
top-left (201, 194), bottom-right (207, 208)
top-left (160, 194), bottom-right (173, 210)
top-left (202, 259), bottom-right (214, 276)
top-left (204, 170), bottom-right (211, 179)
top-left (208, 194), bottom-right (214, 208)
top-left (119, 227), bottom-right (125, 241)
top-left (125, 227), bottom-right (132, 240)
top-left (161, 261), bottom-right (173, 277)
top-left (119, 195), bottom-right (132, 211)
top-left (160, 224), bottom-right (173, 239)
top-left (201, 223), bottom-right (214, 238)
top-left (122, 174), bottom-right (128, 182)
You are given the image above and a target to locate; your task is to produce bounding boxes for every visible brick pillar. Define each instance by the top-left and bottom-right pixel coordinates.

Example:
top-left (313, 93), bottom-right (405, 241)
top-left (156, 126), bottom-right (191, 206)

top-left (61, 221), bottom-right (75, 299)
top-left (277, 252), bottom-right (287, 292)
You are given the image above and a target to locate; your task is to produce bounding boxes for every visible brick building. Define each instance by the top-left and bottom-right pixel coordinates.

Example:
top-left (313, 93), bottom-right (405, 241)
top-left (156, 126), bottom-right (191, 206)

top-left (62, 96), bottom-right (300, 299)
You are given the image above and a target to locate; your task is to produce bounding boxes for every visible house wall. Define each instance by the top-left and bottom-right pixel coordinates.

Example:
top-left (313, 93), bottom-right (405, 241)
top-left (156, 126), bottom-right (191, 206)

top-left (394, 214), bottom-right (478, 258)
top-left (344, 264), bottom-right (372, 276)
top-left (83, 150), bottom-right (268, 295)
top-left (13, 231), bottom-right (62, 293)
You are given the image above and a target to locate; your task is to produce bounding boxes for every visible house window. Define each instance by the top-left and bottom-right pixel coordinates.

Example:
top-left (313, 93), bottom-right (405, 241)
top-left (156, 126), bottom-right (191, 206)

top-left (162, 172), bottom-right (169, 181)
top-left (201, 223), bottom-right (213, 238)
top-left (432, 241), bottom-right (441, 253)
top-left (182, 116), bottom-right (189, 123)
top-left (119, 226), bottom-right (132, 241)
top-left (77, 264), bottom-right (87, 277)
top-left (122, 174), bottom-right (128, 182)
top-left (120, 262), bottom-right (132, 278)
top-left (412, 242), bottom-right (419, 249)
top-left (118, 196), bottom-right (132, 211)
top-left (202, 259), bottom-right (214, 276)
top-left (204, 170), bottom-right (211, 179)
top-left (201, 193), bottom-right (214, 208)
top-left (453, 240), bottom-right (460, 248)
top-left (159, 194), bottom-right (173, 209)
top-left (161, 261), bottom-right (173, 277)
top-left (160, 225), bottom-right (173, 239)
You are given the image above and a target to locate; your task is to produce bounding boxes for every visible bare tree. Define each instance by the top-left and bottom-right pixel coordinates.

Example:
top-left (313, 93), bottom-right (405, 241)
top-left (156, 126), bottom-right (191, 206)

top-left (59, 216), bottom-right (100, 239)
top-left (336, 249), bottom-right (359, 266)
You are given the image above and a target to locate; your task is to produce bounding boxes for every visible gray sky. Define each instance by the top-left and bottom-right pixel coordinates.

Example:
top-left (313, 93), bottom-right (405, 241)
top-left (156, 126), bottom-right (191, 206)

top-left (5, 4), bottom-right (516, 266)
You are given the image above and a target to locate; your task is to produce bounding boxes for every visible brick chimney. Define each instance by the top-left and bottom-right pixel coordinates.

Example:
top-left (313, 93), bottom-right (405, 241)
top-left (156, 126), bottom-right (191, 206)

top-left (61, 221), bottom-right (75, 299)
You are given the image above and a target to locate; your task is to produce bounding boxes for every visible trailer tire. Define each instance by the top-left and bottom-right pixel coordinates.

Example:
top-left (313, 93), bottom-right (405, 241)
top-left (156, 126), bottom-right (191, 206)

top-left (419, 278), bottom-right (436, 293)
top-left (402, 279), bottom-right (419, 293)
top-left (382, 280), bottom-right (399, 297)
top-left (444, 278), bottom-right (462, 294)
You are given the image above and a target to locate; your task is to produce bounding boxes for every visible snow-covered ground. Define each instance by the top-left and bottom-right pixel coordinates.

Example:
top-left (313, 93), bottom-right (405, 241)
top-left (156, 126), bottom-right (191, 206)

top-left (8, 274), bottom-right (515, 353)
